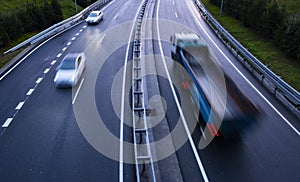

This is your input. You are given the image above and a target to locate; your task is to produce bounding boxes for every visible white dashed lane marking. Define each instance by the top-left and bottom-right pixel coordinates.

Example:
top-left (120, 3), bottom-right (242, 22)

top-left (43, 68), bottom-right (50, 74)
top-left (51, 60), bottom-right (57, 65)
top-left (26, 89), bottom-right (34, 96)
top-left (2, 118), bottom-right (13, 128)
top-left (114, 13), bottom-right (119, 20)
top-left (1, 25), bottom-right (88, 132)
top-left (15, 102), bottom-right (25, 110)
top-left (62, 47), bottom-right (67, 52)
top-left (35, 77), bottom-right (43, 84)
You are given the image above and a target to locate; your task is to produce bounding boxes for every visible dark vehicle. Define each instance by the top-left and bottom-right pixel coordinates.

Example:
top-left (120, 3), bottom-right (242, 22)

top-left (171, 32), bottom-right (260, 138)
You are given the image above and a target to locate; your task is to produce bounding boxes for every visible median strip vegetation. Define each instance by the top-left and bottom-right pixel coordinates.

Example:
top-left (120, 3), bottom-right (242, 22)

top-left (201, 0), bottom-right (300, 92)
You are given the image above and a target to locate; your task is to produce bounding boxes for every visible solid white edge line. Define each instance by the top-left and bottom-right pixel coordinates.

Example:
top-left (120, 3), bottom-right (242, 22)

top-left (36, 77), bottom-right (43, 84)
top-left (15, 102), bottom-right (25, 110)
top-left (156, 0), bottom-right (210, 181)
top-left (119, 1), bottom-right (146, 181)
top-left (187, 0), bottom-right (300, 136)
top-left (2, 118), bottom-right (13, 128)
top-left (26, 88), bottom-right (34, 96)
top-left (72, 78), bottom-right (84, 105)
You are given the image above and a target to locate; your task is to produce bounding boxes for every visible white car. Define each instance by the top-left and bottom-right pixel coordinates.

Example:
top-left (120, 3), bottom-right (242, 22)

top-left (86, 11), bottom-right (103, 24)
top-left (54, 53), bottom-right (86, 87)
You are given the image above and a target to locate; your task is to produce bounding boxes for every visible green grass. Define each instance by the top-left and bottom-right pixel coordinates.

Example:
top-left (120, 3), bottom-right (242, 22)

top-left (202, 0), bottom-right (300, 91)
top-left (60, 0), bottom-right (84, 19)
top-left (0, 0), bottom-right (83, 69)
top-left (277, 0), bottom-right (300, 16)
top-left (0, 0), bottom-right (81, 19)
top-left (0, 32), bottom-right (38, 68)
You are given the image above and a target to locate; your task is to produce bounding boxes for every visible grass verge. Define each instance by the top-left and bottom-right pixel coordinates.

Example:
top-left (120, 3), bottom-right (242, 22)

top-left (201, 0), bottom-right (300, 92)
top-left (0, 32), bottom-right (38, 68)
top-left (0, 0), bottom-right (83, 69)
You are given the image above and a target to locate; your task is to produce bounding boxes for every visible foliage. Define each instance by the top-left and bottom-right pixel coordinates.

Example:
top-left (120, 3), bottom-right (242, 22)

top-left (76, 0), bottom-right (98, 7)
top-left (209, 0), bottom-right (299, 60)
top-left (0, 0), bottom-right (64, 47)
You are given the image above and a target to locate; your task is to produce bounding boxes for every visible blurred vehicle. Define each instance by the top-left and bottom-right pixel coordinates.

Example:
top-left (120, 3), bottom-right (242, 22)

top-left (86, 11), bottom-right (103, 24)
top-left (170, 32), bottom-right (260, 138)
top-left (54, 53), bottom-right (86, 87)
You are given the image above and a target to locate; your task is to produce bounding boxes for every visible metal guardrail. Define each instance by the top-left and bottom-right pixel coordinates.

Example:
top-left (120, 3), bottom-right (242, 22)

top-left (4, 0), bottom-right (111, 54)
top-left (193, 0), bottom-right (300, 108)
top-left (132, 0), bottom-right (157, 181)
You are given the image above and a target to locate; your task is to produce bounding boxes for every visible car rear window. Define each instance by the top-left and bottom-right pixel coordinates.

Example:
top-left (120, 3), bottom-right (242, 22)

top-left (88, 13), bottom-right (97, 17)
top-left (60, 58), bottom-right (75, 69)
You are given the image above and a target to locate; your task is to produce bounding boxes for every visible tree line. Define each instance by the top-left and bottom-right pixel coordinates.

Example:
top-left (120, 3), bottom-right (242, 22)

top-left (0, 0), bottom-right (64, 47)
top-left (76, 0), bottom-right (98, 7)
top-left (210, 0), bottom-right (300, 60)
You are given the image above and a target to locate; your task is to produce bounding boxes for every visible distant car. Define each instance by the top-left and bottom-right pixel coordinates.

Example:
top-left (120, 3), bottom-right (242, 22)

top-left (54, 53), bottom-right (86, 87)
top-left (86, 11), bottom-right (103, 24)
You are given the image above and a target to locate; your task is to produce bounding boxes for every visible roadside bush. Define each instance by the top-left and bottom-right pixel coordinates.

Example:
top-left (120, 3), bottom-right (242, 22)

top-left (0, 0), bottom-right (63, 47)
top-left (275, 18), bottom-right (300, 59)
top-left (209, 0), bottom-right (299, 60)
top-left (77, 0), bottom-right (97, 7)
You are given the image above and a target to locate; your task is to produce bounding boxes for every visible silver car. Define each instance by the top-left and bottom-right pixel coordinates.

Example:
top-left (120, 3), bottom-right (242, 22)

top-left (54, 53), bottom-right (86, 87)
top-left (86, 11), bottom-right (103, 24)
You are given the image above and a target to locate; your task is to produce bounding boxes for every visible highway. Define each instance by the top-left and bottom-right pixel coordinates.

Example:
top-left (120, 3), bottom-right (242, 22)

top-left (0, 0), bottom-right (299, 181)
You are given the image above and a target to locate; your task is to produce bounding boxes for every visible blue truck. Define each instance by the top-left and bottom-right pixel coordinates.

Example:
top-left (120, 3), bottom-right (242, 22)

top-left (170, 32), bottom-right (260, 138)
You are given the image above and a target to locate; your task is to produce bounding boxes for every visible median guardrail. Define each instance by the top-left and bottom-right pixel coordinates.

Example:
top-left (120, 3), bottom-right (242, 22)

top-left (4, 0), bottom-right (111, 54)
top-left (193, 0), bottom-right (300, 110)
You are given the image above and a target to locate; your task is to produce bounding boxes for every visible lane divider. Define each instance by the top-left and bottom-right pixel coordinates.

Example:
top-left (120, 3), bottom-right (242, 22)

top-left (50, 60), bottom-right (57, 65)
top-left (0, 0), bottom-right (116, 133)
top-left (43, 68), bottom-right (50, 74)
top-left (1, 27), bottom-right (86, 131)
top-left (35, 77), bottom-right (43, 84)
top-left (56, 53), bottom-right (62, 58)
top-left (26, 89), bottom-right (34, 96)
top-left (114, 13), bottom-right (119, 20)
top-left (62, 47), bottom-right (67, 52)
top-left (2, 118), bottom-right (13, 128)
top-left (15, 102), bottom-right (25, 110)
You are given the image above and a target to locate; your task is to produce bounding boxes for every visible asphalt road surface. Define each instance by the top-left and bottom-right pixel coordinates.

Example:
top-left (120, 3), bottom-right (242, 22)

top-left (0, 0), bottom-right (299, 181)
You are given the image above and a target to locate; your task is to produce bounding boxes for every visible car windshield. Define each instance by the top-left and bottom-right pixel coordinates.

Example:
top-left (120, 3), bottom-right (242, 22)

top-left (60, 58), bottom-right (75, 70)
top-left (88, 13), bottom-right (97, 17)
